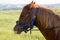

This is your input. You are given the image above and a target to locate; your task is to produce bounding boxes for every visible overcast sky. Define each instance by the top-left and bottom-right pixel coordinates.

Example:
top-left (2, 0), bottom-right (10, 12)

top-left (0, 0), bottom-right (60, 4)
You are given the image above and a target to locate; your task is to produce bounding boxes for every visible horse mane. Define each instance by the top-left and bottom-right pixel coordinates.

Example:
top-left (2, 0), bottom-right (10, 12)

top-left (36, 6), bottom-right (60, 28)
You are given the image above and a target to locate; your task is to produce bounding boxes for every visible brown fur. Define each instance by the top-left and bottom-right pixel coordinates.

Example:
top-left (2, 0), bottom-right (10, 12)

top-left (34, 3), bottom-right (60, 40)
top-left (14, 1), bottom-right (60, 40)
top-left (35, 6), bottom-right (60, 40)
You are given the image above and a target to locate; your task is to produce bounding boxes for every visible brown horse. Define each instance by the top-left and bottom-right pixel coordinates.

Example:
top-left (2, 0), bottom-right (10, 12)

top-left (14, 1), bottom-right (60, 40)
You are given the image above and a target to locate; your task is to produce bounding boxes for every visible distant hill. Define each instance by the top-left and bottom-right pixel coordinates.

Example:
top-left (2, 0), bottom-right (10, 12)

top-left (0, 4), bottom-right (22, 10)
top-left (42, 4), bottom-right (60, 8)
top-left (0, 4), bottom-right (60, 10)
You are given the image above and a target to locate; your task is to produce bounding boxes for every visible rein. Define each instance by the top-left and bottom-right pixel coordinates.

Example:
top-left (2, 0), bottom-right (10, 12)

top-left (16, 7), bottom-right (39, 33)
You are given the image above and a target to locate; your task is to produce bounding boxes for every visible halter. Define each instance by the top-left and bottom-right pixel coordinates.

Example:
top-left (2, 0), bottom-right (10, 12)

top-left (16, 7), bottom-right (39, 33)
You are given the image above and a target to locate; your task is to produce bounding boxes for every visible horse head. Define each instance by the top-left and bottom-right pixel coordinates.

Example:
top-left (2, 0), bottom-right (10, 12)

top-left (14, 1), bottom-right (39, 34)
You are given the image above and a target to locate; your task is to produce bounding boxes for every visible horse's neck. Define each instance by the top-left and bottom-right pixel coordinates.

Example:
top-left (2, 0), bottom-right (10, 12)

top-left (34, 4), bottom-right (60, 28)
top-left (34, 10), bottom-right (57, 40)
top-left (34, 7), bottom-right (60, 40)
top-left (34, 7), bottom-right (49, 29)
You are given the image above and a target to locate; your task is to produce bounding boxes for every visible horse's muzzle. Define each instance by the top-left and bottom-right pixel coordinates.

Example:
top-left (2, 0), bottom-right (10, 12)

top-left (14, 30), bottom-right (21, 34)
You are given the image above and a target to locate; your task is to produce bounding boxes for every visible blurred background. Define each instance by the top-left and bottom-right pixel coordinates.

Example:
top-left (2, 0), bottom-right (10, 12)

top-left (0, 0), bottom-right (60, 10)
top-left (0, 0), bottom-right (60, 40)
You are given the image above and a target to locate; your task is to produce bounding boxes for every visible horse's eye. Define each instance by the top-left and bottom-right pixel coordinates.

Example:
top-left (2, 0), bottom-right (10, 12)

top-left (28, 8), bottom-right (33, 13)
top-left (26, 8), bottom-right (31, 12)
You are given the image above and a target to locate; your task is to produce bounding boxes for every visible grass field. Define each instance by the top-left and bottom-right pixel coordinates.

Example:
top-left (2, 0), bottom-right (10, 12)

top-left (0, 8), bottom-right (60, 40)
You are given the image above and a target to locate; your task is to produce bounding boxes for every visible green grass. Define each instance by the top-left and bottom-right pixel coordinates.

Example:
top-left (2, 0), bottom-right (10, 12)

top-left (0, 9), bottom-right (60, 40)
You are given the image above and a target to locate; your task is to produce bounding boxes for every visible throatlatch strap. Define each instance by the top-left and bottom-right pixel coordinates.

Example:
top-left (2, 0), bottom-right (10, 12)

top-left (29, 8), bottom-right (39, 34)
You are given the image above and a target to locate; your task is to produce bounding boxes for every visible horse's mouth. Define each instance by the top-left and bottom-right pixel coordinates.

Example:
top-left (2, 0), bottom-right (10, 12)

top-left (14, 31), bottom-right (21, 34)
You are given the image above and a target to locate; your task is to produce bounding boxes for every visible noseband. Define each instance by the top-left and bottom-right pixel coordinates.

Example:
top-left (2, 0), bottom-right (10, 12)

top-left (15, 7), bottom-right (39, 33)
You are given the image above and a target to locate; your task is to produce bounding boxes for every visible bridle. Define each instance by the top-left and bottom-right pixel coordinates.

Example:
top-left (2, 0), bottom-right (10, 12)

top-left (15, 7), bottom-right (39, 33)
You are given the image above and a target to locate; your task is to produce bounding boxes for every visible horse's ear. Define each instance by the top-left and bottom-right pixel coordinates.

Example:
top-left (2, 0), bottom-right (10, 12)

top-left (31, 1), bottom-right (35, 4)
top-left (34, 2), bottom-right (35, 4)
top-left (29, 1), bottom-right (35, 8)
